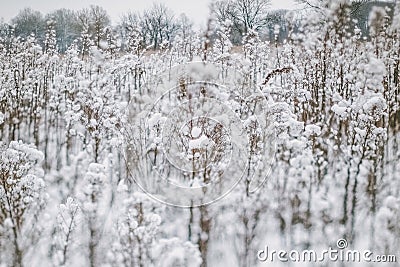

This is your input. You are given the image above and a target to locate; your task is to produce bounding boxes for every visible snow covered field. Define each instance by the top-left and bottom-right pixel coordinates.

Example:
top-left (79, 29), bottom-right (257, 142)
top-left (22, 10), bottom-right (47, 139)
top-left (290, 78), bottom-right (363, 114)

top-left (0, 1), bottom-right (399, 266)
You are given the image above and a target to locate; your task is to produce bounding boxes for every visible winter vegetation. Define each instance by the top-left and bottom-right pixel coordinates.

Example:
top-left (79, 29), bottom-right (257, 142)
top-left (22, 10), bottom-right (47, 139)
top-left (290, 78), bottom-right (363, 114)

top-left (0, 0), bottom-right (399, 266)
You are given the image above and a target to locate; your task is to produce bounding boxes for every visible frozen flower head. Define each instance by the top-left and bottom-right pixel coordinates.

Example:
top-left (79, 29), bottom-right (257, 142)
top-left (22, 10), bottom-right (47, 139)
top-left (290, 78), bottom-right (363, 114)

top-left (1, 141), bottom-right (44, 170)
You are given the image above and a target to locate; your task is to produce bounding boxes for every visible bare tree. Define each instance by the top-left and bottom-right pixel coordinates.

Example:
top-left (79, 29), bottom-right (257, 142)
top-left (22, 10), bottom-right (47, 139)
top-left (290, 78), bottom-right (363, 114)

top-left (120, 12), bottom-right (144, 53)
top-left (141, 3), bottom-right (178, 50)
top-left (11, 8), bottom-right (44, 40)
top-left (89, 5), bottom-right (110, 48)
top-left (74, 6), bottom-right (110, 49)
top-left (212, 0), bottom-right (272, 43)
top-left (295, 0), bottom-right (371, 14)
top-left (46, 9), bottom-right (79, 53)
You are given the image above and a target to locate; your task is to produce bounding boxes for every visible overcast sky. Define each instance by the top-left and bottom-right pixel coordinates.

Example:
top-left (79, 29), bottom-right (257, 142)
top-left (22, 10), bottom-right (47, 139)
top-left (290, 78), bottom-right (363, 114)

top-left (0, 0), bottom-right (297, 27)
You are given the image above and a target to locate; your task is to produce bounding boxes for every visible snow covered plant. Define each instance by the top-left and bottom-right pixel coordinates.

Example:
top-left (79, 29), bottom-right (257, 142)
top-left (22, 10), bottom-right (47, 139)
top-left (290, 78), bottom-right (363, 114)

top-left (375, 196), bottom-right (400, 255)
top-left (108, 191), bottom-right (162, 267)
top-left (65, 48), bottom-right (125, 164)
top-left (53, 197), bottom-right (82, 266)
top-left (79, 163), bottom-right (107, 267)
top-left (0, 141), bottom-right (47, 267)
top-left (212, 19), bottom-right (233, 67)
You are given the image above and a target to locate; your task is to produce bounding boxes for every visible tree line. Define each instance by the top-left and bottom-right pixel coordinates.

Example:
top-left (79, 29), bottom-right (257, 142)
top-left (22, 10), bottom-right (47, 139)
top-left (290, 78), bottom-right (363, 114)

top-left (0, 0), bottom-right (396, 54)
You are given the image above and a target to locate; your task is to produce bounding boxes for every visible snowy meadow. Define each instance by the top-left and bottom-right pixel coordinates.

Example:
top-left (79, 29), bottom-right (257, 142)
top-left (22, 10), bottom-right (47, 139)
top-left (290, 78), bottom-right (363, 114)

top-left (0, 1), bottom-right (400, 266)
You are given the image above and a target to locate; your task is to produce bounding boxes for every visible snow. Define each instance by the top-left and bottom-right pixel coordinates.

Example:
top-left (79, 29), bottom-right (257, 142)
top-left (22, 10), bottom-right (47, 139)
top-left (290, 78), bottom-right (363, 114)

top-left (191, 126), bottom-right (202, 138)
top-left (153, 238), bottom-right (202, 267)
top-left (363, 95), bottom-right (387, 114)
top-left (3, 218), bottom-right (14, 228)
top-left (187, 61), bottom-right (218, 81)
top-left (0, 4), bottom-right (399, 266)
top-left (148, 113), bottom-right (165, 128)
top-left (304, 125), bottom-right (321, 137)
top-left (287, 139), bottom-right (307, 150)
top-left (288, 119), bottom-right (304, 137)
top-left (384, 196), bottom-right (399, 210)
top-left (188, 134), bottom-right (209, 150)
top-left (331, 104), bottom-right (348, 119)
